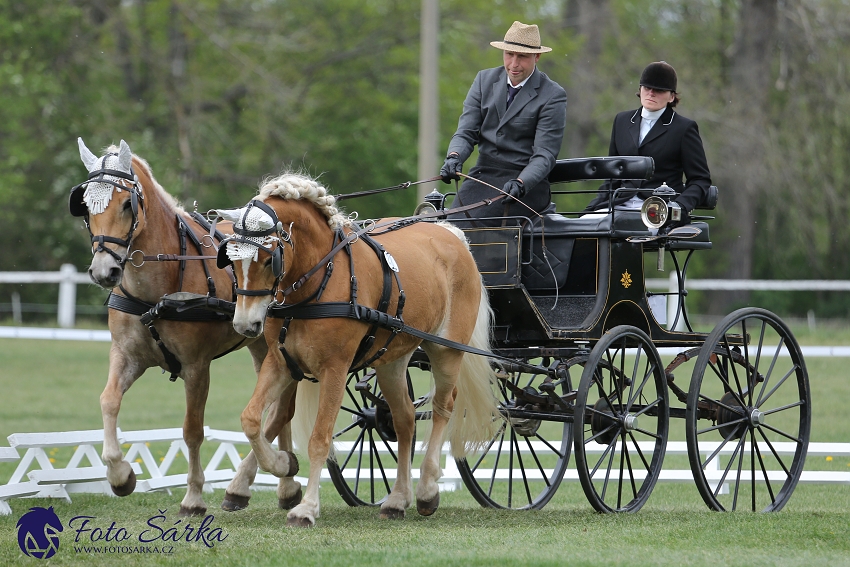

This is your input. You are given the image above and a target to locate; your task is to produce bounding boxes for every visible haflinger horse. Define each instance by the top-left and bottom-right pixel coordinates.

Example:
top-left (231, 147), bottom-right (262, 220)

top-left (70, 138), bottom-right (293, 516)
top-left (215, 172), bottom-right (502, 527)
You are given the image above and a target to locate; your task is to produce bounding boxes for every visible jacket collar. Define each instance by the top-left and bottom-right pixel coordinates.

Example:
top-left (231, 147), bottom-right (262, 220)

top-left (630, 106), bottom-right (676, 148)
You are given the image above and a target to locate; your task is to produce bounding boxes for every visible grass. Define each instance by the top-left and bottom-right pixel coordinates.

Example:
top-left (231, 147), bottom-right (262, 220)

top-left (1, 332), bottom-right (850, 565)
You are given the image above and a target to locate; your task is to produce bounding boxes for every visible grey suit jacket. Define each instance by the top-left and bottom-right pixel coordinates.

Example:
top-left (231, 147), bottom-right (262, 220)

top-left (447, 66), bottom-right (567, 219)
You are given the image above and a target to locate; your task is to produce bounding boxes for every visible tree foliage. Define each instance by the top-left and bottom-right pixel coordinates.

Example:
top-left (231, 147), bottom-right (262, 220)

top-left (2, 0), bottom-right (850, 317)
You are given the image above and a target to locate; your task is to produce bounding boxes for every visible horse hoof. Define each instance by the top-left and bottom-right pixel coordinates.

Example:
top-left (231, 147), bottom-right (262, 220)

top-left (278, 488), bottom-right (303, 510)
top-left (284, 451), bottom-right (299, 476)
top-left (222, 492), bottom-right (250, 512)
top-left (179, 505), bottom-right (207, 517)
top-left (379, 507), bottom-right (405, 520)
top-left (416, 493), bottom-right (440, 516)
top-left (286, 516), bottom-right (315, 528)
top-left (110, 469), bottom-right (136, 497)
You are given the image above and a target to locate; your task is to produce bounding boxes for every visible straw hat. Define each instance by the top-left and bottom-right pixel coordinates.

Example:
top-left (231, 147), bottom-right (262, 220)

top-left (490, 21), bottom-right (551, 54)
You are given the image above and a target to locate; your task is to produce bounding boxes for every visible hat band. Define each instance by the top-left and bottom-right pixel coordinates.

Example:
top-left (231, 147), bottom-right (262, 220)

top-left (504, 40), bottom-right (540, 50)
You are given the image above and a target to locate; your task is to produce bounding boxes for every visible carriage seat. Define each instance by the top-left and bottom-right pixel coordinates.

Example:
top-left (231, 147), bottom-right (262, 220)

top-left (520, 211), bottom-right (711, 291)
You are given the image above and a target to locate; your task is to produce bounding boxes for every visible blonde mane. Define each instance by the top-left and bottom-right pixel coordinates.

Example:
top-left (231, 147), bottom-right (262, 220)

top-left (258, 171), bottom-right (351, 229)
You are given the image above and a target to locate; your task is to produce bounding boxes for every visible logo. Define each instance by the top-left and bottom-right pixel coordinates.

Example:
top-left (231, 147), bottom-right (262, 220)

top-left (16, 506), bottom-right (64, 559)
top-left (620, 269), bottom-right (633, 288)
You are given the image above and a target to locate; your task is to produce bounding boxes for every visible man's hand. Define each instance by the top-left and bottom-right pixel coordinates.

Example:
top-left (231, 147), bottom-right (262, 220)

top-left (440, 155), bottom-right (463, 184)
top-left (503, 179), bottom-right (525, 201)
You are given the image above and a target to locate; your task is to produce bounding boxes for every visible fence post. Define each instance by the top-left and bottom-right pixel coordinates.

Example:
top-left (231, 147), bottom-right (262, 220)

top-left (58, 264), bottom-right (77, 328)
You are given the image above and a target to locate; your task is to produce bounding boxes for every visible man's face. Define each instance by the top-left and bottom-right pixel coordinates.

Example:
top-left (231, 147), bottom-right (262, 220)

top-left (503, 51), bottom-right (540, 86)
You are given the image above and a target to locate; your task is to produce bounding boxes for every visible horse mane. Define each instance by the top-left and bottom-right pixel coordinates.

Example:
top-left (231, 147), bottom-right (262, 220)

top-left (258, 171), bottom-right (351, 229)
top-left (106, 144), bottom-right (183, 213)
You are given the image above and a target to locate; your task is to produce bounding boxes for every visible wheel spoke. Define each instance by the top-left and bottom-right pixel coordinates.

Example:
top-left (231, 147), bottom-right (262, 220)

top-left (627, 431), bottom-right (652, 472)
top-left (339, 427), bottom-right (367, 472)
top-left (760, 421), bottom-right (803, 443)
top-left (762, 399), bottom-right (805, 416)
top-left (333, 420), bottom-right (362, 439)
top-left (757, 365), bottom-right (799, 408)
top-left (469, 422), bottom-right (506, 472)
top-left (756, 426), bottom-right (794, 478)
top-left (524, 436), bottom-right (552, 488)
top-left (753, 433), bottom-right (777, 505)
top-left (755, 338), bottom-right (786, 407)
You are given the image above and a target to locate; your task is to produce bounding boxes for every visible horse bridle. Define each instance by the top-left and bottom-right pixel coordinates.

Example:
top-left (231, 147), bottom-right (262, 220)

top-left (69, 157), bottom-right (144, 266)
top-left (216, 199), bottom-right (293, 298)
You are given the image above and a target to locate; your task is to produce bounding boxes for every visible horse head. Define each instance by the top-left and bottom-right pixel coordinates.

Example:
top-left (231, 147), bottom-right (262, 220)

top-left (215, 199), bottom-right (290, 338)
top-left (72, 138), bottom-right (146, 288)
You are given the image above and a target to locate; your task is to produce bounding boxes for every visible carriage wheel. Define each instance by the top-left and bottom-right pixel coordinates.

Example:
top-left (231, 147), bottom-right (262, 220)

top-left (326, 369), bottom-right (415, 507)
top-left (686, 308), bottom-right (811, 512)
top-left (574, 325), bottom-right (669, 513)
top-left (456, 356), bottom-right (574, 510)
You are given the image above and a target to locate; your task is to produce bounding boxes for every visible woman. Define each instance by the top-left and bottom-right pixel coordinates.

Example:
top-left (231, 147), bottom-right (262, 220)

top-left (584, 61), bottom-right (711, 221)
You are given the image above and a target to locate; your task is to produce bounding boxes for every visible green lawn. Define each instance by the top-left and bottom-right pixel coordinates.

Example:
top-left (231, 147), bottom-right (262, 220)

top-left (1, 334), bottom-right (849, 566)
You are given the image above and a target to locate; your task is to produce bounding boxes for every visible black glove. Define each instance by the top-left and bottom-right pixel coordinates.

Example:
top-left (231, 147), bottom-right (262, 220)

top-left (440, 155), bottom-right (463, 184)
top-left (503, 179), bottom-right (525, 202)
top-left (659, 202), bottom-right (690, 234)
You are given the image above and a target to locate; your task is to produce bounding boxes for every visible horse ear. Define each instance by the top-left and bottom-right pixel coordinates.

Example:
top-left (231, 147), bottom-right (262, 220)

top-left (117, 140), bottom-right (133, 173)
top-left (78, 137), bottom-right (99, 172)
top-left (214, 208), bottom-right (245, 224)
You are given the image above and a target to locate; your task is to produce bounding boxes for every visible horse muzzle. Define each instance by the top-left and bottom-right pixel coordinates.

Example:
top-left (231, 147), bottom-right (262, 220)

top-left (88, 252), bottom-right (125, 289)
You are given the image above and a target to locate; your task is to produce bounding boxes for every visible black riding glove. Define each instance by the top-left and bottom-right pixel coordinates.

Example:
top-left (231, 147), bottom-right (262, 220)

top-left (440, 155), bottom-right (463, 184)
top-left (503, 179), bottom-right (525, 202)
top-left (659, 202), bottom-right (690, 234)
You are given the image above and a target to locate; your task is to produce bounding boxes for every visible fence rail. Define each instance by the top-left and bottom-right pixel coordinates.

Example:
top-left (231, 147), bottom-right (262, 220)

top-left (1, 428), bottom-right (847, 515)
top-left (3, 267), bottom-right (850, 329)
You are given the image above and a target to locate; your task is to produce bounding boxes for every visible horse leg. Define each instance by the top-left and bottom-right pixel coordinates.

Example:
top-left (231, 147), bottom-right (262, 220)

top-left (222, 394), bottom-right (301, 511)
top-left (241, 356), bottom-right (299, 479)
top-left (100, 348), bottom-right (143, 496)
top-left (286, 371), bottom-right (346, 528)
top-left (415, 348), bottom-right (462, 516)
top-left (375, 357), bottom-right (415, 519)
top-left (276, 419), bottom-right (303, 509)
top-left (179, 366), bottom-right (212, 516)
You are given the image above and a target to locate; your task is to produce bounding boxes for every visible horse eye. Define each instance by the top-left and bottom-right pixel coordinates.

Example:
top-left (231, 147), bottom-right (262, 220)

top-left (121, 199), bottom-right (132, 211)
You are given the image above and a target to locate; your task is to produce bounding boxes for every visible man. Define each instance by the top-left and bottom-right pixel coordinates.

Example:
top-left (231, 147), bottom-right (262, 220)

top-left (440, 21), bottom-right (567, 222)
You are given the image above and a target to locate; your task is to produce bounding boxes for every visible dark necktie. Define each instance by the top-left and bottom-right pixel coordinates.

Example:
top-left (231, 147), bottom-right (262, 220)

top-left (507, 85), bottom-right (521, 107)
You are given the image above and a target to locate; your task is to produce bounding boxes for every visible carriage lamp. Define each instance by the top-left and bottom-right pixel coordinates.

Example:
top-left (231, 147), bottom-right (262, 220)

top-left (641, 196), bottom-right (668, 229)
top-left (424, 188), bottom-right (445, 211)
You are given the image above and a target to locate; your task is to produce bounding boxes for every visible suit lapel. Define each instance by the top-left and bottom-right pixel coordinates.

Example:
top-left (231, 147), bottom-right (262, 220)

top-left (627, 109), bottom-right (641, 150)
top-left (639, 107), bottom-right (676, 147)
top-left (493, 73), bottom-right (508, 120)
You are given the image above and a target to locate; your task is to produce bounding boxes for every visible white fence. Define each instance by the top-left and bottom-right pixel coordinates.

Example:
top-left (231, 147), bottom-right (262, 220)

top-left (1, 428), bottom-right (848, 515)
top-left (4, 267), bottom-right (850, 329)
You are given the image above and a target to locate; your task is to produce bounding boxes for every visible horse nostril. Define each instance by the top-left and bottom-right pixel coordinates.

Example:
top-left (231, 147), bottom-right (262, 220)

top-left (108, 267), bottom-right (122, 282)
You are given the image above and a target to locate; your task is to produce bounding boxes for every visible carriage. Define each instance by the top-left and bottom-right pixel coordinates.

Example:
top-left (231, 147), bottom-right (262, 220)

top-left (70, 141), bottom-right (809, 524)
top-left (324, 156), bottom-right (811, 514)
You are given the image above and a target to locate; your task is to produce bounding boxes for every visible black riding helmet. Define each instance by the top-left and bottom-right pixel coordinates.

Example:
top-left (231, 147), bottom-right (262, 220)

top-left (639, 61), bottom-right (677, 93)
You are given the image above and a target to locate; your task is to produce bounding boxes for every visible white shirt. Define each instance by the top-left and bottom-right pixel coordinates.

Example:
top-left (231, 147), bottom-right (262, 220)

top-left (639, 107), bottom-right (665, 144)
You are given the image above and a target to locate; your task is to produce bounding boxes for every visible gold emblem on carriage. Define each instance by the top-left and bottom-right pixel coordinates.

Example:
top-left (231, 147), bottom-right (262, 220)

top-left (620, 270), bottom-right (632, 288)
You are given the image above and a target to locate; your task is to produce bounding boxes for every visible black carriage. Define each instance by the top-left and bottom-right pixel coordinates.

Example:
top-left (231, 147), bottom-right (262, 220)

top-left (328, 157), bottom-right (811, 513)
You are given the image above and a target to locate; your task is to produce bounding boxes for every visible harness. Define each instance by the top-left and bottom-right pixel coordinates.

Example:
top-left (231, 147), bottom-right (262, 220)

top-left (71, 160), bottom-right (241, 381)
top-left (105, 212), bottom-right (242, 381)
top-left (221, 193), bottom-right (546, 382)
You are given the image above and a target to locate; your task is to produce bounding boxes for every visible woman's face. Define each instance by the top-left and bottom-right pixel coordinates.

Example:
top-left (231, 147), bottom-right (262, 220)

top-left (640, 86), bottom-right (675, 111)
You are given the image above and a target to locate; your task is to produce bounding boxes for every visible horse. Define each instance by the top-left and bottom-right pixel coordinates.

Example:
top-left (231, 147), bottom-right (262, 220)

top-left (70, 138), bottom-right (288, 516)
top-left (215, 171), bottom-right (502, 527)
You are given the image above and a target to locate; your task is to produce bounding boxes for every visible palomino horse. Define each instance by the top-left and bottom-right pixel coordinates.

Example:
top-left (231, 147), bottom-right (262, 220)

top-left (70, 139), bottom-right (283, 516)
top-left (216, 172), bottom-right (501, 527)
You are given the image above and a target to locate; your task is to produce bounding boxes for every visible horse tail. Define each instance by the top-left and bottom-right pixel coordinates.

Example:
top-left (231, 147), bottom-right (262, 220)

top-left (446, 280), bottom-right (503, 459)
top-left (291, 380), bottom-right (320, 457)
